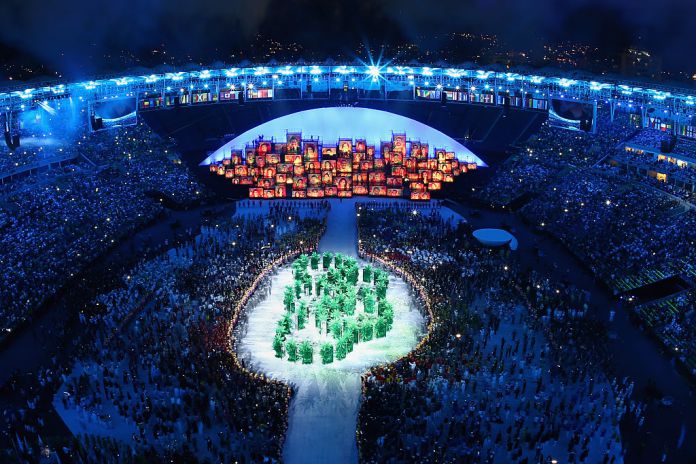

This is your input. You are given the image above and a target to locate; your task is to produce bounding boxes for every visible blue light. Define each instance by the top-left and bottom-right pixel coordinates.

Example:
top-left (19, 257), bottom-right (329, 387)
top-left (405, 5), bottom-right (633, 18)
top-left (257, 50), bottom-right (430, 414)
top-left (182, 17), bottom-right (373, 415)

top-left (366, 65), bottom-right (382, 80)
top-left (1, 62), bottom-right (694, 121)
top-left (334, 66), bottom-right (355, 75)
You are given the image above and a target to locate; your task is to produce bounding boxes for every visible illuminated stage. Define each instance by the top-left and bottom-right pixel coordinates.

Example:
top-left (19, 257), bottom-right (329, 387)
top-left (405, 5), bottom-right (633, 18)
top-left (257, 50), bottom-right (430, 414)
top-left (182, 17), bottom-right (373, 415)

top-left (234, 200), bottom-right (426, 464)
top-left (235, 262), bottom-right (425, 463)
top-left (201, 107), bottom-right (486, 166)
top-left (203, 107), bottom-right (484, 200)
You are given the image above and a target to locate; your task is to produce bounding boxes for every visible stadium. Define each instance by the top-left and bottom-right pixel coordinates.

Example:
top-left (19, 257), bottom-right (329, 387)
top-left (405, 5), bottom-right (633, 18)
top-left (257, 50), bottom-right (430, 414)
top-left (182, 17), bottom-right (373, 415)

top-left (1, 31), bottom-right (696, 464)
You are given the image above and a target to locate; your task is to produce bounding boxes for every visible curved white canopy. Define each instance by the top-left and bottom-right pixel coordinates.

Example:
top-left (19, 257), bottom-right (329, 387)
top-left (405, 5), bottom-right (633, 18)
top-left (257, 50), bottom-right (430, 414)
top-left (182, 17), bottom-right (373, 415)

top-left (200, 107), bottom-right (486, 166)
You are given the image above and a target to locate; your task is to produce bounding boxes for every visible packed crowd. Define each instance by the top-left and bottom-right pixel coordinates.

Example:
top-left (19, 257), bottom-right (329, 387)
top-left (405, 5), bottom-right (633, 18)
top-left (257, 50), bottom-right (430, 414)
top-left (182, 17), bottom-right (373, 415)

top-left (608, 149), bottom-right (696, 202)
top-left (356, 204), bottom-right (640, 463)
top-left (0, 144), bottom-right (73, 179)
top-left (0, 123), bottom-right (205, 343)
top-left (520, 170), bottom-right (695, 289)
top-left (631, 290), bottom-right (696, 376)
top-left (475, 110), bottom-right (636, 208)
top-left (474, 108), bottom-right (696, 380)
top-left (2, 201), bottom-right (329, 463)
top-left (624, 129), bottom-right (696, 159)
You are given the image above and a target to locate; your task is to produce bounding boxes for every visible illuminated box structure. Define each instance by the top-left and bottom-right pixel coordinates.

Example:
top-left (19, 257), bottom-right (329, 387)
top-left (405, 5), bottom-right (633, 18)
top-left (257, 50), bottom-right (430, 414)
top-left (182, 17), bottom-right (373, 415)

top-left (209, 132), bottom-right (475, 200)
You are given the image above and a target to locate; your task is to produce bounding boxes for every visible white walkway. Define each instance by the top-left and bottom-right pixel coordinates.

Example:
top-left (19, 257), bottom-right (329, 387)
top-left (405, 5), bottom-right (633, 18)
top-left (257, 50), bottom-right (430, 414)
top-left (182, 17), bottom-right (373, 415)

top-left (318, 199), bottom-right (359, 258)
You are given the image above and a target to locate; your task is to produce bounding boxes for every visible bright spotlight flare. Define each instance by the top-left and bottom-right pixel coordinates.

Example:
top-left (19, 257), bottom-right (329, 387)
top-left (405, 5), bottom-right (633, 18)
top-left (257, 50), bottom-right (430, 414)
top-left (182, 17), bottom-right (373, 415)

top-left (358, 51), bottom-right (388, 83)
top-left (367, 65), bottom-right (382, 81)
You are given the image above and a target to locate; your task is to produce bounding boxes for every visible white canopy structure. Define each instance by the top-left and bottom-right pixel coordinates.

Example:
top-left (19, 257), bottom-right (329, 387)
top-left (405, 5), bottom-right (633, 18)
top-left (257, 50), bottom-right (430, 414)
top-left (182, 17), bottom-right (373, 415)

top-left (200, 107), bottom-right (486, 167)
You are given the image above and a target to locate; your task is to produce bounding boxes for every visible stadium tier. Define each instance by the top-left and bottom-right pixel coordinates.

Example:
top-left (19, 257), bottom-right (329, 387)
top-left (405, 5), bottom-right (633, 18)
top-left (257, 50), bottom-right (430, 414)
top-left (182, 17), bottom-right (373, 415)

top-left (1, 63), bottom-right (695, 138)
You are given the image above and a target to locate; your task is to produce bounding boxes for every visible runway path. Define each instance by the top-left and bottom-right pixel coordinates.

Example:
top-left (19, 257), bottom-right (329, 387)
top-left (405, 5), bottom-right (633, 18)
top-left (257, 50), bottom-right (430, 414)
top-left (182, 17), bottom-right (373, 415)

top-left (284, 199), bottom-right (361, 464)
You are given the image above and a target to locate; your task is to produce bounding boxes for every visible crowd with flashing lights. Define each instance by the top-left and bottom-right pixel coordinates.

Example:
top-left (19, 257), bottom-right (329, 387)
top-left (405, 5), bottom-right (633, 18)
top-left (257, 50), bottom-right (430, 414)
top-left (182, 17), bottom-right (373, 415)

top-left (474, 109), bottom-right (696, 379)
top-left (355, 203), bottom-right (642, 463)
top-left (476, 111), bottom-right (636, 208)
top-left (607, 150), bottom-right (696, 202)
top-left (521, 171), bottom-right (696, 286)
top-left (520, 175), bottom-right (696, 374)
top-left (0, 144), bottom-right (71, 178)
top-left (0, 123), bottom-right (205, 344)
top-left (1, 201), bottom-right (329, 463)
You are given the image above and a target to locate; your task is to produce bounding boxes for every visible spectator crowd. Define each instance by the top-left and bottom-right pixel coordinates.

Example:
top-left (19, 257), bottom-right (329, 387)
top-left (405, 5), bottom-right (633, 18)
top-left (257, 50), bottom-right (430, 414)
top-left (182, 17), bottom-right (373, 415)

top-left (2, 201), bottom-right (329, 463)
top-left (474, 107), bottom-right (696, 379)
top-left (0, 123), bottom-right (205, 343)
top-left (356, 203), bottom-right (642, 463)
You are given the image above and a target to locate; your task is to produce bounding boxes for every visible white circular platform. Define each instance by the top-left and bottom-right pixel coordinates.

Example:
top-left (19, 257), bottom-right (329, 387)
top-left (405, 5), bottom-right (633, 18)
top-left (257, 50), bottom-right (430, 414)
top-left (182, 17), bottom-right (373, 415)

top-left (472, 228), bottom-right (518, 250)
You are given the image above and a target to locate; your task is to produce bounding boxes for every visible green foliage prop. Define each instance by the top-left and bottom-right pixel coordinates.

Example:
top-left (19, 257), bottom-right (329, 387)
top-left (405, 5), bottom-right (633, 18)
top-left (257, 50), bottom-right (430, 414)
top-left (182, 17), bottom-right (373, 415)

top-left (271, 252), bottom-right (398, 363)
top-left (286, 340), bottom-right (298, 362)
top-left (320, 343), bottom-right (334, 364)
top-left (299, 340), bottom-right (314, 364)
top-left (273, 334), bottom-right (285, 358)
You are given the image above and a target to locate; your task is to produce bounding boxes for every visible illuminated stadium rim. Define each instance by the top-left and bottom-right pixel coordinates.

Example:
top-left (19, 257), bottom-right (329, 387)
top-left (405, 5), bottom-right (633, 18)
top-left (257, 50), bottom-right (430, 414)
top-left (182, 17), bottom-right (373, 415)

top-left (2, 63), bottom-right (695, 117)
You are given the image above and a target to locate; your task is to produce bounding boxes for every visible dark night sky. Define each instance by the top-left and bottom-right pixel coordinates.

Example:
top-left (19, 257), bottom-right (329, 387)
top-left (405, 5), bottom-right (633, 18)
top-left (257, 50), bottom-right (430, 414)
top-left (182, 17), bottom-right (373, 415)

top-left (0, 0), bottom-right (694, 78)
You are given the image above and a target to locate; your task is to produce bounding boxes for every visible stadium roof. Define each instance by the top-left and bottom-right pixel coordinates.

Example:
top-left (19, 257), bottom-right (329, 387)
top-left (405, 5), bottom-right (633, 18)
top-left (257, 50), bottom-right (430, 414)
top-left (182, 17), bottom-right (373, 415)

top-left (1, 63), bottom-right (694, 119)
